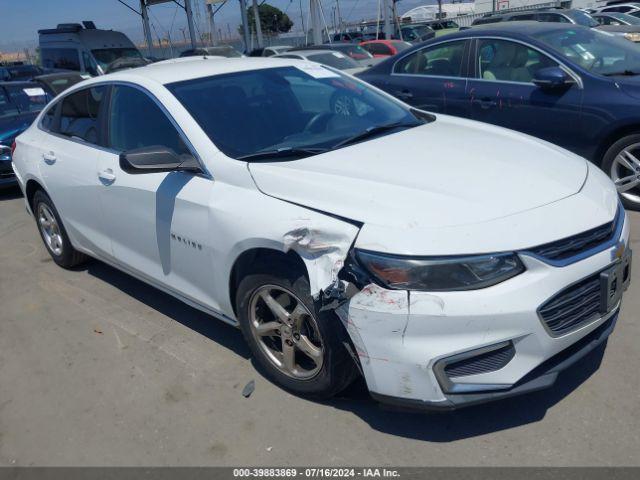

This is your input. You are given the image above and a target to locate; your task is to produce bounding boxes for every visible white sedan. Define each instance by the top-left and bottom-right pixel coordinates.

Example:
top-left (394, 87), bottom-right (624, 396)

top-left (11, 57), bottom-right (631, 410)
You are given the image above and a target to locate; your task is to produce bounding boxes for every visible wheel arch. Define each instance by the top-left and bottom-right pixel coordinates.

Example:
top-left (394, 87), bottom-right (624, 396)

top-left (25, 178), bottom-right (47, 212)
top-left (595, 122), bottom-right (640, 166)
top-left (228, 247), bottom-right (309, 316)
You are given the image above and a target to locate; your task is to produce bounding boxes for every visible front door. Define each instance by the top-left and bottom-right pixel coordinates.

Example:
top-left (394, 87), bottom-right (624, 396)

top-left (97, 84), bottom-right (218, 310)
top-left (466, 38), bottom-right (584, 152)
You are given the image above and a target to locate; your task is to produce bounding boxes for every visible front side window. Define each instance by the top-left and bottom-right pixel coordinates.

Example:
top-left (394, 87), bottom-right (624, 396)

top-left (478, 39), bottom-right (558, 83)
top-left (41, 48), bottom-right (81, 71)
top-left (108, 85), bottom-right (189, 155)
top-left (394, 40), bottom-right (466, 77)
top-left (167, 66), bottom-right (423, 160)
top-left (58, 86), bottom-right (107, 145)
top-left (534, 27), bottom-right (640, 75)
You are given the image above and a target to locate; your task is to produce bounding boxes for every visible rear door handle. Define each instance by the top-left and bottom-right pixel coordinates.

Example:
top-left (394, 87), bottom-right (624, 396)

top-left (98, 168), bottom-right (116, 185)
top-left (42, 152), bottom-right (56, 165)
top-left (395, 89), bottom-right (414, 101)
top-left (473, 98), bottom-right (497, 109)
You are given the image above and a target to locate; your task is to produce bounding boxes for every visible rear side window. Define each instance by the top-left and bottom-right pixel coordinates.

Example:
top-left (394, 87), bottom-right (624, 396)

top-left (394, 40), bottom-right (466, 77)
top-left (41, 104), bottom-right (57, 131)
top-left (41, 48), bottom-right (81, 71)
top-left (107, 85), bottom-right (189, 155)
top-left (58, 86), bottom-right (107, 145)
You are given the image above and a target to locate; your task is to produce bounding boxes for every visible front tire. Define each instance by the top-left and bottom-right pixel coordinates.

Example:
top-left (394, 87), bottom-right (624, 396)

top-left (602, 134), bottom-right (640, 210)
top-left (235, 261), bottom-right (357, 398)
top-left (33, 190), bottom-right (87, 268)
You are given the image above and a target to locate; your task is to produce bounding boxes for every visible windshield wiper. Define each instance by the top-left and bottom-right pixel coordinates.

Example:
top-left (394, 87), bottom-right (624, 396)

top-left (331, 121), bottom-right (422, 149)
top-left (603, 70), bottom-right (640, 76)
top-left (237, 147), bottom-right (328, 162)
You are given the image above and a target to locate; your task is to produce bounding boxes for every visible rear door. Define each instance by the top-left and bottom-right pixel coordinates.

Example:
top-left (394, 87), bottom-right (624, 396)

top-left (375, 39), bottom-right (472, 116)
top-left (36, 85), bottom-right (113, 256)
top-left (465, 37), bottom-right (584, 151)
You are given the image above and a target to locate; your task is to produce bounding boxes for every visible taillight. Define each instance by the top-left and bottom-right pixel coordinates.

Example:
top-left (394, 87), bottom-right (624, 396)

top-left (11, 140), bottom-right (16, 157)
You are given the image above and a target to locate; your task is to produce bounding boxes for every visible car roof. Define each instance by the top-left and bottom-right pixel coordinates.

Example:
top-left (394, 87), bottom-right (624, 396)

top-left (460, 20), bottom-right (589, 37)
top-left (70, 57), bottom-right (335, 87)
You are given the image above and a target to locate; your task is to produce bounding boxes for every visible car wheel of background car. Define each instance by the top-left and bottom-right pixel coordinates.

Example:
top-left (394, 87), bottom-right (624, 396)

top-left (331, 92), bottom-right (355, 117)
top-left (603, 134), bottom-right (640, 211)
top-left (32, 190), bottom-right (87, 268)
top-left (235, 259), bottom-right (357, 398)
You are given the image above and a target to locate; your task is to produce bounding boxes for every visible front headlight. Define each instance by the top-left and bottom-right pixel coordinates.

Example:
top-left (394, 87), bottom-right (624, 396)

top-left (624, 32), bottom-right (640, 42)
top-left (356, 250), bottom-right (525, 291)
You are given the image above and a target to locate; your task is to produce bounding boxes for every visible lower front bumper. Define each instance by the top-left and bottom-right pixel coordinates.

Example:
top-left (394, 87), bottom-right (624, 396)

top-left (370, 311), bottom-right (617, 411)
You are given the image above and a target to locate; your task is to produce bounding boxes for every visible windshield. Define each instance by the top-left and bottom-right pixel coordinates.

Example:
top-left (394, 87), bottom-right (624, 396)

top-left (334, 44), bottom-right (373, 60)
top-left (1, 85), bottom-right (50, 117)
top-left (307, 52), bottom-right (359, 69)
top-left (167, 66), bottom-right (423, 160)
top-left (91, 48), bottom-right (142, 70)
top-left (570, 10), bottom-right (599, 27)
top-left (534, 28), bottom-right (640, 75)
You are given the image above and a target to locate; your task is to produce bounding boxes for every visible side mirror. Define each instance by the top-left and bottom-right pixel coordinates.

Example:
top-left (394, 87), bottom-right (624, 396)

top-left (532, 67), bottom-right (574, 91)
top-left (119, 146), bottom-right (202, 175)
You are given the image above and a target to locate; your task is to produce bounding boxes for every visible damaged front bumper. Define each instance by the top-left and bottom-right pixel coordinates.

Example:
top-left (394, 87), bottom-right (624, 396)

top-left (333, 218), bottom-right (630, 411)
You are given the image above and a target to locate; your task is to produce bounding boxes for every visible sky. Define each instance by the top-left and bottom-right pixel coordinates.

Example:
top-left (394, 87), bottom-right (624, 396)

top-left (0, 0), bottom-right (451, 52)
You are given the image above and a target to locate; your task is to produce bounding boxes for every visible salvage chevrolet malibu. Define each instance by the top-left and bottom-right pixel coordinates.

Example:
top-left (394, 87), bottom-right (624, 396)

top-left (11, 57), bottom-right (631, 410)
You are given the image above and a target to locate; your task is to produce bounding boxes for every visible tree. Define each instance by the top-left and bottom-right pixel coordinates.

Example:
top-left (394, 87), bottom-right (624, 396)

top-left (245, 3), bottom-right (293, 36)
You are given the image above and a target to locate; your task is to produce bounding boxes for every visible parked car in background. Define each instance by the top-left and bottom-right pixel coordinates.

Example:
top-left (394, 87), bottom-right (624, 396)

top-left (39, 21), bottom-right (143, 76)
top-left (593, 12), bottom-right (640, 41)
top-left (594, 2), bottom-right (640, 15)
top-left (180, 45), bottom-right (244, 58)
top-left (291, 43), bottom-right (373, 61)
top-left (471, 8), bottom-right (599, 27)
top-left (274, 50), bottom-right (365, 74)
top-left (11, 57), bottom-right (630, 410)
top-left (33, 72), bottom-right (88, 96)
top-left (426, 20), bottom-right (460, 36)
top-left (399, 24), bottom-right (436, 43)
top-left (358, 22), bottom-right (640, 209)
top-left (360, 40), bottom-right (412, 57)
top-left (0, 82), bottom-right (51, 188)
top-left (331, 31), bottom-right (365, 42)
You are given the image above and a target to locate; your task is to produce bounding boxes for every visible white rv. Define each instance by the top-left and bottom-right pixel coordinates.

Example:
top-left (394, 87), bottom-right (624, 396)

top-left (38, 21), bottom-right (143, 76)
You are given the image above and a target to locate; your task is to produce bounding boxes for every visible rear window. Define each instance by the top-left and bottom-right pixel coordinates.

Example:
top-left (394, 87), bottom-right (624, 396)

top-left (307, 52), bottom-right (359, 69)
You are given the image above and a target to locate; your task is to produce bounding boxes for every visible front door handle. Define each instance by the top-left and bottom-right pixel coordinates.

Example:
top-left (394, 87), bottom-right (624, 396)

top-left (395, 89), bottom-right (414, 101)
top-left (98, 169), bottom-right (116, 185)
top-left (473, 97), bottom-right (497, 109)
top-left (42, 152), bottom-right (56, 165)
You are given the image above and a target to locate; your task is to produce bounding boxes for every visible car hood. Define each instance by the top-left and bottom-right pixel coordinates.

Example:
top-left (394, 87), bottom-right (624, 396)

top-left (249, 115), bottom-right (588, 243)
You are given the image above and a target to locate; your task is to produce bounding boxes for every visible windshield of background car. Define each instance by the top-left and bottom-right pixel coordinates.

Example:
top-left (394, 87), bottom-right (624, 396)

top-left (91, 48), bottom-right (142, 69)
top-left (610, 12), bottom-right (640, 24)
top-left (2, 85), bottom-right (50, 116)
top-left (337, 44), bottom-right (373, 59)
top-left (167, 66), bottom-right (421, 159)
top-left (534, 27), bottom-right (640, 74)
top-left (307, 52), bottom-right (359, 69)
top-left (570, 10), bottom-right (600, 27)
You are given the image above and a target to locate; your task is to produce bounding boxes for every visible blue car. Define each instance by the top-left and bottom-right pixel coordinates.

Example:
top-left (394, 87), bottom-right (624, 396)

top-left (1, 82), bottom-right (51, 189)
top-left (358, 22), bottom-right (640, 210)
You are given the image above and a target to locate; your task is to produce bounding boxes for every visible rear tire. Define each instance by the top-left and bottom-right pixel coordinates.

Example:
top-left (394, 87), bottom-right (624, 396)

top-left (33, 190), bottom-right (87, 268)
top-left (602, 134), bottom-right (640, 211)
top-left (235, 260), bottom-right (357, 398)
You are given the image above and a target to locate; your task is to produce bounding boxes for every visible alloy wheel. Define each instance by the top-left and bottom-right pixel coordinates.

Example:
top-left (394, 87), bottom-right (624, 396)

top-left (37, 203), bottom-right (63, 256)
top-left (611, 143), bottom-right (640, 206)
top-left (248, 285), bottom-right (324, 380)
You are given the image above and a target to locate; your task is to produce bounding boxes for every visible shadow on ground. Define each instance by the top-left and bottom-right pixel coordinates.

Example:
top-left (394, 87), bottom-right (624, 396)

top-left (78, 256), bottom-right (606, 442)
